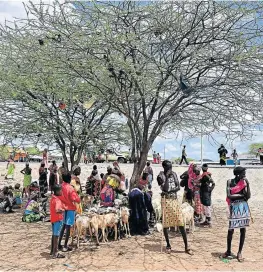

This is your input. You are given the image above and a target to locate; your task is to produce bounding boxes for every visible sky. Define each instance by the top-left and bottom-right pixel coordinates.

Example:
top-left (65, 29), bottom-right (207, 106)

top-left (1, 0), bottom-right (263, 161)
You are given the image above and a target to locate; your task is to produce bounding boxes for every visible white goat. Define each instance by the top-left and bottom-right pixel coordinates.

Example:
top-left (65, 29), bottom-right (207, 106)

top-left (74, 214), bottom-right (92, 248)
top-left (120, 207), bottom-right (130, 237)
top-left (152, 197), bottom-right (162, 223)
top-left (181, 202), bottom-right (195, 233)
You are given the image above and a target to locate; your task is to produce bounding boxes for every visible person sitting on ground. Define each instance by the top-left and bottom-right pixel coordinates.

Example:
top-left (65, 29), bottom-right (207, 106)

top-left (13, 183), bottom-right (22, 208)
top-left (111, 161), bottom-right (126, 196)
top-left (21, 162), bottom-right (32, 199)
top-left (0, 186), bottom-right (14, 213)
top-left (86, 170), bottom-right (100, 197)
top-left (22, 192), bottom-right (44, 222)
top-left (58, 172), bottom-right (81, 252)
top-left (50, 184), bottom-right (65, 259)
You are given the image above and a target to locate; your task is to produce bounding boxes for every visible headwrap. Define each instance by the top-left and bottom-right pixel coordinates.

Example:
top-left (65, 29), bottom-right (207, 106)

top-left (113, 161), bottom-right (119, 168)
top-left (72, 165), bottom-right (80, 172)
top-left (202, 164), bottom-right (208, 171)
top-left (233, 166), bottom-right (246, 176)
top-left (138, 177), bottom-right (148, 187)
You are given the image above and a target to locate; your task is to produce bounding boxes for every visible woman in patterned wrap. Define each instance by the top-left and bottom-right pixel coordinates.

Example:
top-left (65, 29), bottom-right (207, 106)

top-left (157, 160), bottom-right (193, 254)
top-left (223, 166), bottom-right (251, 262)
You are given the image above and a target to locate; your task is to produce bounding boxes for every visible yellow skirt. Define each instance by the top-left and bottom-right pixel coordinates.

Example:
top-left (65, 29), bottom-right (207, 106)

top-left (161, 197), bottom-right (184, 228)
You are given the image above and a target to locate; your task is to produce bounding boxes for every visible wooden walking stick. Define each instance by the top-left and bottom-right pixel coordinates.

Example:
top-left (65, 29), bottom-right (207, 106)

top-left (161, 195), bottom-right (166, 253)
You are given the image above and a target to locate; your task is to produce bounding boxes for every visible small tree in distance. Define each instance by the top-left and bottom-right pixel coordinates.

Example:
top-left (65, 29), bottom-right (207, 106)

top-left (249, 143), bottom-right (263, 155)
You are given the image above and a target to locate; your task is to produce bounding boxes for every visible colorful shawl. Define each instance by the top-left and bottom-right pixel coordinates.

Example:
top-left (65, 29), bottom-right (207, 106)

top-left (226, 179), bottom-right (246, 205)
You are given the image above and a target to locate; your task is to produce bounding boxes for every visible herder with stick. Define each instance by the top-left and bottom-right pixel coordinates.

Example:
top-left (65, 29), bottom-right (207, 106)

top-left (157, 160), bottom-right (193, 255)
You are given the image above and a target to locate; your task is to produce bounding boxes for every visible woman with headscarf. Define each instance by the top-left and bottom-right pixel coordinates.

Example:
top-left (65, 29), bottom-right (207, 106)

top-left (110, 161), bottom-right (125, 197)
top-left (100, 167), bottom-right (115, 207)
top-left (22, 192), bottom-right (44, 223)
top-left (188, 163), bottom-right (203, 222)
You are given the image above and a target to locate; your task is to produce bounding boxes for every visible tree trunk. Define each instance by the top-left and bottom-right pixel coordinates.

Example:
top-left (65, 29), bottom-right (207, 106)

top-left (61, 150), bottom-right (69, 172)
top-left (129, 148), bottom-right (149, 190)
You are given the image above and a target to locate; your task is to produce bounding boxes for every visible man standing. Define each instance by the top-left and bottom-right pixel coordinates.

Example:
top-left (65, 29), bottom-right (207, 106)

top-left (200, 164), bottom-right (215, 227)
top-left (157, 160), bottom-right (192, 254)
top-left (231, 149), bottom-right (238, 166)
top-left (180, 145), bottom-right (188, 165)
top-left (218, 144), bottom-right (228, 166)
top-left (256, 147), bottom-right (263, 165)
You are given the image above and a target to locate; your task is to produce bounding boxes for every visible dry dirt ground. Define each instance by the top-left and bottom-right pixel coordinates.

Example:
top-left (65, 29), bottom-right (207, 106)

top-left (0, 163), bottom-right (263, 271)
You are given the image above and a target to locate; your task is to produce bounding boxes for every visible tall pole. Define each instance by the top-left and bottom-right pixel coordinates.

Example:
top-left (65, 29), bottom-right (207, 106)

top-left (201, 125), bottom-right (203, 165)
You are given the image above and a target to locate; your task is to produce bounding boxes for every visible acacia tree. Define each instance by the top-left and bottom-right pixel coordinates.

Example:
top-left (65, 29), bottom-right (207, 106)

top-left (1, 1), bottom-right (263, 185)
top-left (0, 27), bottom-right (120, 170)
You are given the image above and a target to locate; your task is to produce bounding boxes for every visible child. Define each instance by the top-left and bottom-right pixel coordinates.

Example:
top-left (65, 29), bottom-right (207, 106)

top-left (58, 172), bottom-right (80, 252)
top-left (14, 183), bottom-right (22, 208)
top-left (50, 184), bottom-right (65, 259)
top-left (21, 163), bottom-right (32, 199)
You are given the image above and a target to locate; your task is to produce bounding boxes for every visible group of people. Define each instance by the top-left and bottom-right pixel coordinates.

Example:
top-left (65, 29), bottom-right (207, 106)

top-left (153, 151), bottom-right (161, 164)
top-left (158, 160), bottom-right (251, 261)
top-left (180, 163), bottom-right (215, 226)
top-left (0, 151), bottom-right (252, 261)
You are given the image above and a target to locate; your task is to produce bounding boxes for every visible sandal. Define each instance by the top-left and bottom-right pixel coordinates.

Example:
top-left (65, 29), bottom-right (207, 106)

top-left (166, 247), bottom-right (172, 254)
top-left (237, 252), bottom-right (244, 262)
top-left (52, 253), bottom-right (65, 259)
top-left (185, 248), bottom-right (194, 255)
top-left (221, 251), bottom-right (233, 259)
top-left (62, 247), bottom-right (73, 252)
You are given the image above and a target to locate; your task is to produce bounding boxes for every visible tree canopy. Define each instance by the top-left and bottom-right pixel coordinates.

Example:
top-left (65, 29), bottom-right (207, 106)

top-left (0, 1), bottom-right (263, 182)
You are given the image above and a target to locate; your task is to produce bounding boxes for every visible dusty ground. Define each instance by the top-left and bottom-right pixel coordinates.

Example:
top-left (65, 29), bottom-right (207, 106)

top-left (0, 162), bottom-right (263, 271)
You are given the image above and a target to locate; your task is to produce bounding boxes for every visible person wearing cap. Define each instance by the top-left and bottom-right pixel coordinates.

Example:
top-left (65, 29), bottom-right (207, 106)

top-left (157, 160), bottom-right (193, 254)
top-left (129, 173), bottom-right (151, 235)
top-left (21, 162), bottom-right (32, 199)
top-left (58, 172), bottom-right (80, 252)
top-left (199, 164), bottom-right (215, 227)
top-left (223, 166), bottom-right (251, 262)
